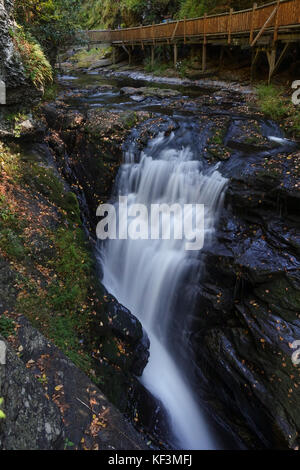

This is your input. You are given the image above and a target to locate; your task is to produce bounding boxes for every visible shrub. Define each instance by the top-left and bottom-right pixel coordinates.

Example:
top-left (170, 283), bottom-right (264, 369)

top-left (0, 316), bottom-right (15, 338)
top-left (11, 27), bottom-right (52, 89)
top-left (256, 84), bottom-right (286, 120)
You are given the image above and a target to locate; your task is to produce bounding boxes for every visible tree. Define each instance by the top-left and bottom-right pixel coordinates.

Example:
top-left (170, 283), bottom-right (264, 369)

top-left (14, 0), bottom-right (81, 66)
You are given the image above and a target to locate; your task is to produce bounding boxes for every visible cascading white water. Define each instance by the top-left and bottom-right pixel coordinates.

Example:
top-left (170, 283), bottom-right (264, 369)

top-left (100, 131), bottom-right (228, 449)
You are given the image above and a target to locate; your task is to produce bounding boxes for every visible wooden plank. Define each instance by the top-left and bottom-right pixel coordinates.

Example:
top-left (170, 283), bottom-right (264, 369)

top-left (171, 21), bottom-right (180, 41)
top-left (203, 13), bottom-right (207, 45)
top-left (273, 0), bottom-right (280, 42)
top-left (228, 8), bottom-right (233, 44)
top-left (266, 47), bottom-right (276, 83)
top-left (250, 3), bottom-right (257, 43)
top-left (251, 5), bottom-right (278, 46)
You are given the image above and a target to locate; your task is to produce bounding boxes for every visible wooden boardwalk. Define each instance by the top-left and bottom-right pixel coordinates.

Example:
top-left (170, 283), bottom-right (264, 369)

top-left (82, 0), bottom-right (300, 81)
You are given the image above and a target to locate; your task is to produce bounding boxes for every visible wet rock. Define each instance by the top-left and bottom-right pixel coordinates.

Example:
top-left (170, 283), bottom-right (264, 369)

top-left (4, 317), bottom-right (149, 450)
top-left (0, 335), bottom-right (64, 450)
top-left (130, 95), bottom-right (146, 102)
top-left (105, 293), bottom-right (150, 376)
top-left (191, 149), bottom-right (300, 449)
top-left (120, 86), bottom-right (180, 99)
top-left (42, 103), bottom-right (85, 131)
top-left (88, 58), bottom-right (113, 71)
top-left (120, 87), bottom-right (141, 96)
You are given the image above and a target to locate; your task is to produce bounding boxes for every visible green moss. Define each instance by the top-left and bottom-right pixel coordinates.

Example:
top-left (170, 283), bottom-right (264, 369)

top-left (43, 83), bottom-right (59, 102)
top-left (0, 315), bottom-right (15, 338)
top-left (16, 225), bottom-right (94, 373)
top-left (21, 161), bottom-right (81, 224)
top-left (121, 111), bottom-right (138, 129)
top-left (0, 195), bottom-right (26, 260)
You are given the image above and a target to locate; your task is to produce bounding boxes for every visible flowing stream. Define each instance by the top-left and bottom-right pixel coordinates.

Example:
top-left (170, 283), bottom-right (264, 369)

top-left (100, 129), bottom-right (228, 449)
top-left (56, 71), bottom-right (296, 449)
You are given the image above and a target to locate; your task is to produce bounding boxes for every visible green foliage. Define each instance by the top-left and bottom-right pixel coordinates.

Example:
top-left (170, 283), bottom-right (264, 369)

top-left (0, 195), bottom-right (26, 260)
top-left (70, 47), bottom-right (110, 69)
top-left (80, 0), bottom-right (267, 30)
top-left (81, 0), bottom-right (180, 29)
top-left (11, 27), bottom-right (52, 88)
top-left (144, 56), bottom-right (170, 75)
top-left (256, 84), bottom-right (286, 120)
top-left (177, 0), bottom-right (206, 19)
top-left (256, 84), bottom-right (300, 138)
top-left (14, 0), bottom-right (81, 65)
top-left (43, 83), bottom-right (58, 101)
top-left (0, 398), bottom-right (5, 420)
top-left (64, 438), bottom-right (75, 449)
top-left (0, 316), bottom-right (15, 338)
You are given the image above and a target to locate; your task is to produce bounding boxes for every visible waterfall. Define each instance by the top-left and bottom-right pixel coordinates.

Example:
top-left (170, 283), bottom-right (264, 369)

top-left (99, 131), bottom-right (228, 449)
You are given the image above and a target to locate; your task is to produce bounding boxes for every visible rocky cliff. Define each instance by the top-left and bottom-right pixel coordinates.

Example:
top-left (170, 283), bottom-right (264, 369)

top-left (0, 0), bottom-right (42, 104)
top-left (0, 103), bottom-right (152, 449)
top-left (189, 122), bottom-right (300, 449)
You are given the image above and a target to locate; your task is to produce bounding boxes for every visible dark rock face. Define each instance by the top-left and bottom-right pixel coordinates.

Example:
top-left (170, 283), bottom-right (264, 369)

top-left (38, 102), bottom-right (160, 442)
top-left (191, 150), bottom-right (300, 449)
top-left (105, 293), bottom-right (150, 376)
top-left (0, 0), bottom-right (41, 104)
top-left (0, 335), bottom-right (64, 450)
top-left (0, 318), bottom-right (149, 450)
top-left (0, 0), bottom-right (24, 87)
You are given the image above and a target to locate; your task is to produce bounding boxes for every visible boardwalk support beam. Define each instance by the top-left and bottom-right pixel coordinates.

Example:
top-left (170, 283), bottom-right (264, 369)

top-left (250, 47), bottom-right (261, 82)
top-left (174, 44), bottom-right (178, 67)
top-left (266, 47), bottom-right (276, 84)
top-left (122, 44), bottom-right (132, 65)
top-left (268, 42), bottom-right (290, 81)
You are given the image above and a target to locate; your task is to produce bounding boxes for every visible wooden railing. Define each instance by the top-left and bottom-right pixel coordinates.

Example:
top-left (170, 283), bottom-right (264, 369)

top-left (85, 0), bottom-right (300, 45)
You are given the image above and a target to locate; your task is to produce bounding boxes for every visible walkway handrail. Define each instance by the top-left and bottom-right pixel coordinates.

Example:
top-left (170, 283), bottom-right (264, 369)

top-left (85, 0), bottom-right (300, 44)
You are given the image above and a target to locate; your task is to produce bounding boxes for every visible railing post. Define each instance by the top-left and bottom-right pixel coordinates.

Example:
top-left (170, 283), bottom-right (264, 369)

top-left (273, 0), bottom-right (280, 43)
top-left (250, 3), bottom-right (257, 44)
top-left (152, 22), bottom-right (155, 45)
top-left (140, 24), bottom-right (144, 50)
top-left (228, 8), bottom-right (233, 44)
top-left (202, 13), bottom-right (207, 72)
top-left (184, 17), bottom-right (186, 44)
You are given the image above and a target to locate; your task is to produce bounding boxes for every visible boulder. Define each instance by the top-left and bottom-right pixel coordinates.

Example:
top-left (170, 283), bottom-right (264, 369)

top-left (88, 58), bottom-right (113, 70)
